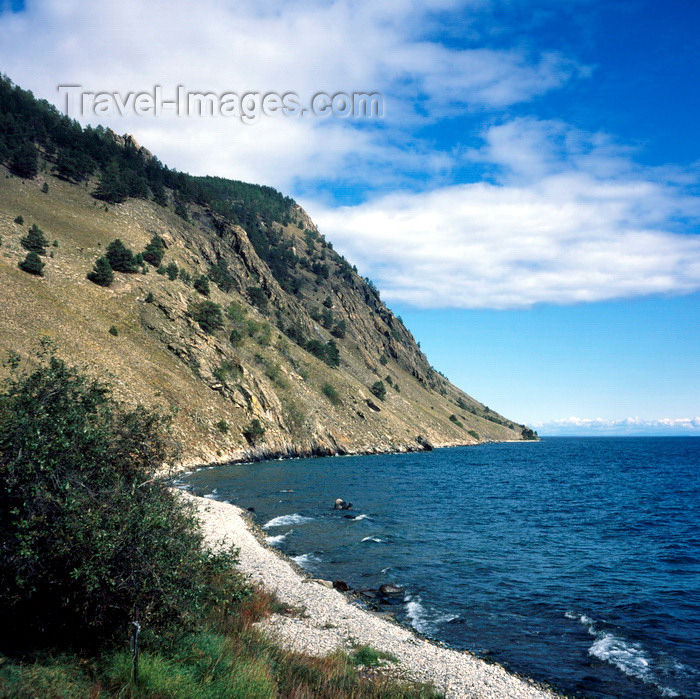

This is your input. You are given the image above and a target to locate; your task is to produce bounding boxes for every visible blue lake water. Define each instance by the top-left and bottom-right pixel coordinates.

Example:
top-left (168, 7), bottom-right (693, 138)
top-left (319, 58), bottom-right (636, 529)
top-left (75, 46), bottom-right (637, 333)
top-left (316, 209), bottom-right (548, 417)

top-left (178, 437), bottom-right (700, 698)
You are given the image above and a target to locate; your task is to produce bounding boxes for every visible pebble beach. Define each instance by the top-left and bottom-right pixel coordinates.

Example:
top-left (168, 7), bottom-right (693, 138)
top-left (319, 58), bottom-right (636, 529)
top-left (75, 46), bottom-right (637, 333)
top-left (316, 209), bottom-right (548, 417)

top-left (180, 491), bottom-right (565, 699)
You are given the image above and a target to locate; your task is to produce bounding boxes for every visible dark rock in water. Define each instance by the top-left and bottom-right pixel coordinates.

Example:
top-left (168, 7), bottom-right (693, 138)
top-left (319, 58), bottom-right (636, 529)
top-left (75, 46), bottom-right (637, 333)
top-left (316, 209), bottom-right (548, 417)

top-left (343, 514), bottom-right (356, 519)
top-left (379, 583), bottom-right (403, 596)
top-left (246, 507), bottom-right (255, 512)
top-left (333, 579), bottom-right (350, 591)
top-left (359, 589), bottom-right (378, 599)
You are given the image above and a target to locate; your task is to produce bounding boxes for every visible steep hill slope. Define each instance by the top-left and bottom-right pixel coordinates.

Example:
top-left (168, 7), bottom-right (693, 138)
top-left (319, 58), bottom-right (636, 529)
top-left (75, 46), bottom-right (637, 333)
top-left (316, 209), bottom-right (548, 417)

top-left (0, 77), bottom-right (535, 467)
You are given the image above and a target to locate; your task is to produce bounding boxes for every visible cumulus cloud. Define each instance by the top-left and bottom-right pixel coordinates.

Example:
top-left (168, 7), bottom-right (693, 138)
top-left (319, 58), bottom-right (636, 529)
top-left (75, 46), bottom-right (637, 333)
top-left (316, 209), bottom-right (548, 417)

top-left (0, 0), bottom-right (580, 190)
top-left (310, 119), bottom-right (700, 308)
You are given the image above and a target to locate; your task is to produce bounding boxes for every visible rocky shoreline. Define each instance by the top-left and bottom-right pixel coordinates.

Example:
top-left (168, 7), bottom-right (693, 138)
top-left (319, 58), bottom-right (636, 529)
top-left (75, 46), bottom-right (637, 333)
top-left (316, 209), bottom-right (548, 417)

top-left (180, 490), bottom-right (565, 699)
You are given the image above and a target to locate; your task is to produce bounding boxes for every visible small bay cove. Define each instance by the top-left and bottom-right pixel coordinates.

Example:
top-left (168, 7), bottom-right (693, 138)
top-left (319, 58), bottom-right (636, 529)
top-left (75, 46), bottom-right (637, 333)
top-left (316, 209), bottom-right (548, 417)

top-left (179, 437), bottom-right (700, 699)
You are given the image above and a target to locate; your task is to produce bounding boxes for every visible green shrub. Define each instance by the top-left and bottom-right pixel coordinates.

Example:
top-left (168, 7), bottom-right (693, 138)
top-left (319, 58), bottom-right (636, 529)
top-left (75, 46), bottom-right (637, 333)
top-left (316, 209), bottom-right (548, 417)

top-left (41, 181), bottom-right (49, 193)
top-left (191, 301), bottom-right (224, 333)
top-left (213, 360), bottom-right (241, 384)
top-left (14, 215), bottom-right (23, 225)
top-left (227, 301), bottom-right (247, 323)
top-left (321, 383), bottom-right (340, 404)
top-left (165, 261), bottom-right (179, 280)
top-left (215, 419), bottom-right (230, 434)
top-left (108, 325), bottom-right (119, 336)
top-left (370, 380), bottom-right (386, 401)
top-left (468, 430), bottom-right (479, 440)
top-left (305, 339), bottom-right (340, 367)
top-left (208, 259), bottom-right (235, 293)
top-left (331, 319), bottom-right (347, 338)
top-left (0, 346), bottom-right (240, 652)
top-left (87, 255), bottom-right (114, 286)
top-left (145, 291), bottom-right (155, 303)
top-left (243, 418), bottom-right (265, 445)
top-left (247, 286), bottom-right (268, 313)
top-left (449, 414), bottom-right (464, 428)
top-left (18, 251), bottom-right (44, 276)
top-left (521, 426), bottom-right (538, 440)
top-left (194, 274), bottom-right (211, 296)
top-left (348, 644), bottom-right (398, 667)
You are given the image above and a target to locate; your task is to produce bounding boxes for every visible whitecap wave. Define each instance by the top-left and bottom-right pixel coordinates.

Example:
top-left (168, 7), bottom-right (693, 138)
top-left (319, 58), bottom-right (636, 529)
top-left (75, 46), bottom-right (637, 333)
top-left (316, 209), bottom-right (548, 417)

top-left (263, 513), bottom-right (313, 529)
top-left (291, 552), bottom-right (321, 568)
top-left (266, 531), bottom-right (291, 546)
top-left (405, 596), bottom-right (432, 634)
top-left (352, 513), bottom-right (370, 520)
top-left (203, 488), bottom-right (219, 499)
top-left (361, 536), bottom-right (386, 543)
top-left (566, 611), bottom-right (680, 697)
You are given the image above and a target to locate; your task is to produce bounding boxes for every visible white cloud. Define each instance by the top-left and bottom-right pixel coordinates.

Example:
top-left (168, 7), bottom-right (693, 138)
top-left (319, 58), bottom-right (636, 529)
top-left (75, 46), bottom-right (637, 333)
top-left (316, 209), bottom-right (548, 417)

top-left (0, 0), bottom-right (580, 190)
top-left (309, 119), bottom-right (700, 308)
top-left (533, 416), bottom-right (700, 435)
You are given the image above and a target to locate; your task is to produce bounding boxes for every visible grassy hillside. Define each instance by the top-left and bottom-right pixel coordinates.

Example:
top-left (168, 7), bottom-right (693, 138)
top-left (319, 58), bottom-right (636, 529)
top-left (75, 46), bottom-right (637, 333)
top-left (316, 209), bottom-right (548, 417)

top-left (0, 76), bottom-right (535, 468)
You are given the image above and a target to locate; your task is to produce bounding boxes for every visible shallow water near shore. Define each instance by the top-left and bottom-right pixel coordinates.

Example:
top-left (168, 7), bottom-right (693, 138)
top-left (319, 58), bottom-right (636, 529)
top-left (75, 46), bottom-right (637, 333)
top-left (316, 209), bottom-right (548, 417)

top-left (179, 437), bottom-right (700, 699)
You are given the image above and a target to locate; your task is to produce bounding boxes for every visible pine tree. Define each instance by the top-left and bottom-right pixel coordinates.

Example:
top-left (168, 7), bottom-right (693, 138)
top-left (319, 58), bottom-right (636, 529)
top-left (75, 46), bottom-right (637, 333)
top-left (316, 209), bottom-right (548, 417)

top-left (20, 224), bottom-right (49, 255)
top-left (93, 162), bottom-right (128, 204)
top-left (9, 141), bottom-right (38, 179)
top-left (142, 235), bottom-right (166, 266)
top-left (18, 251), bottom-right (45, 276)
top-left (87, 256), bottom-right (114, 286)
top-left (105, 239), bottom-right (139, 273)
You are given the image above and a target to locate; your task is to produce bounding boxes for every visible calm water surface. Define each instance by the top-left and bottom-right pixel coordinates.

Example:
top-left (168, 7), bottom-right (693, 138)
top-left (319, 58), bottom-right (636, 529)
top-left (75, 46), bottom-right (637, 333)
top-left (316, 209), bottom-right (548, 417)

top-left (179, 437), bottom-right (700, 699)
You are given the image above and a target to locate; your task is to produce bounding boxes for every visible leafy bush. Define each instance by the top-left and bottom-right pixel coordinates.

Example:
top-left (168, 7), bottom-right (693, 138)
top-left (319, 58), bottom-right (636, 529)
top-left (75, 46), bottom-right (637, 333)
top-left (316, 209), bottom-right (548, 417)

top-left (213, 360), bottom-right (241, 384)
top-left (215, 419), bottom-right (229, 434)
top-left (108, 325), bottom-right (119, 336)
top-left (242, 418), bottom-right (265, 445)
top-left (18, 251), bottom-right (44, 276)
top-left (247, 286), bottom-right (268, 313)
top-left (305, 339), bottom-right (340, 367)
top-left (193, 274), bottom-right (211, 296)
top-left (14, 215), bottom-right (24, 225)
top-left (468, 430), bottom-right (479, 440)
top-left (321, 383), bottom-right (340, 404)
top-left (331, 319), bottom-right (347, 338)
top-left (87, 255), bottom-right (114, 286)
top-left (208, 259), bottom-right (235, 292)
top-left (521, 426), bottom-right (538, 440)
top-left (348, 645), bottom-right (398, 667)
top-left (0, 346), bottom-right (239, 651)
top-left (448, 414), bottom-right (464, 428)
top-left (191, 301), bottom-right (224, 333)
top-left (370, 380), bottom-right (386, 401)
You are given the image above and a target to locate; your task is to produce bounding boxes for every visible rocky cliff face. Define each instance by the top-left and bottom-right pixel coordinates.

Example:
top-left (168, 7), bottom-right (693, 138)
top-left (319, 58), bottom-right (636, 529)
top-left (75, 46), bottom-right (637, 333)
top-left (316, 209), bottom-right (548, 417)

top-left (0, 149), bottom-right (533, 470)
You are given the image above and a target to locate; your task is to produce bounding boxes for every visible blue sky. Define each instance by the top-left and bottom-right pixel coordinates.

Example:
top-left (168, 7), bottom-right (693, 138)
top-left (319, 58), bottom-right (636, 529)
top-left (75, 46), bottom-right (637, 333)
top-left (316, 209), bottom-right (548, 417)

top-left (1, 0), bottom-right (699, 434)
